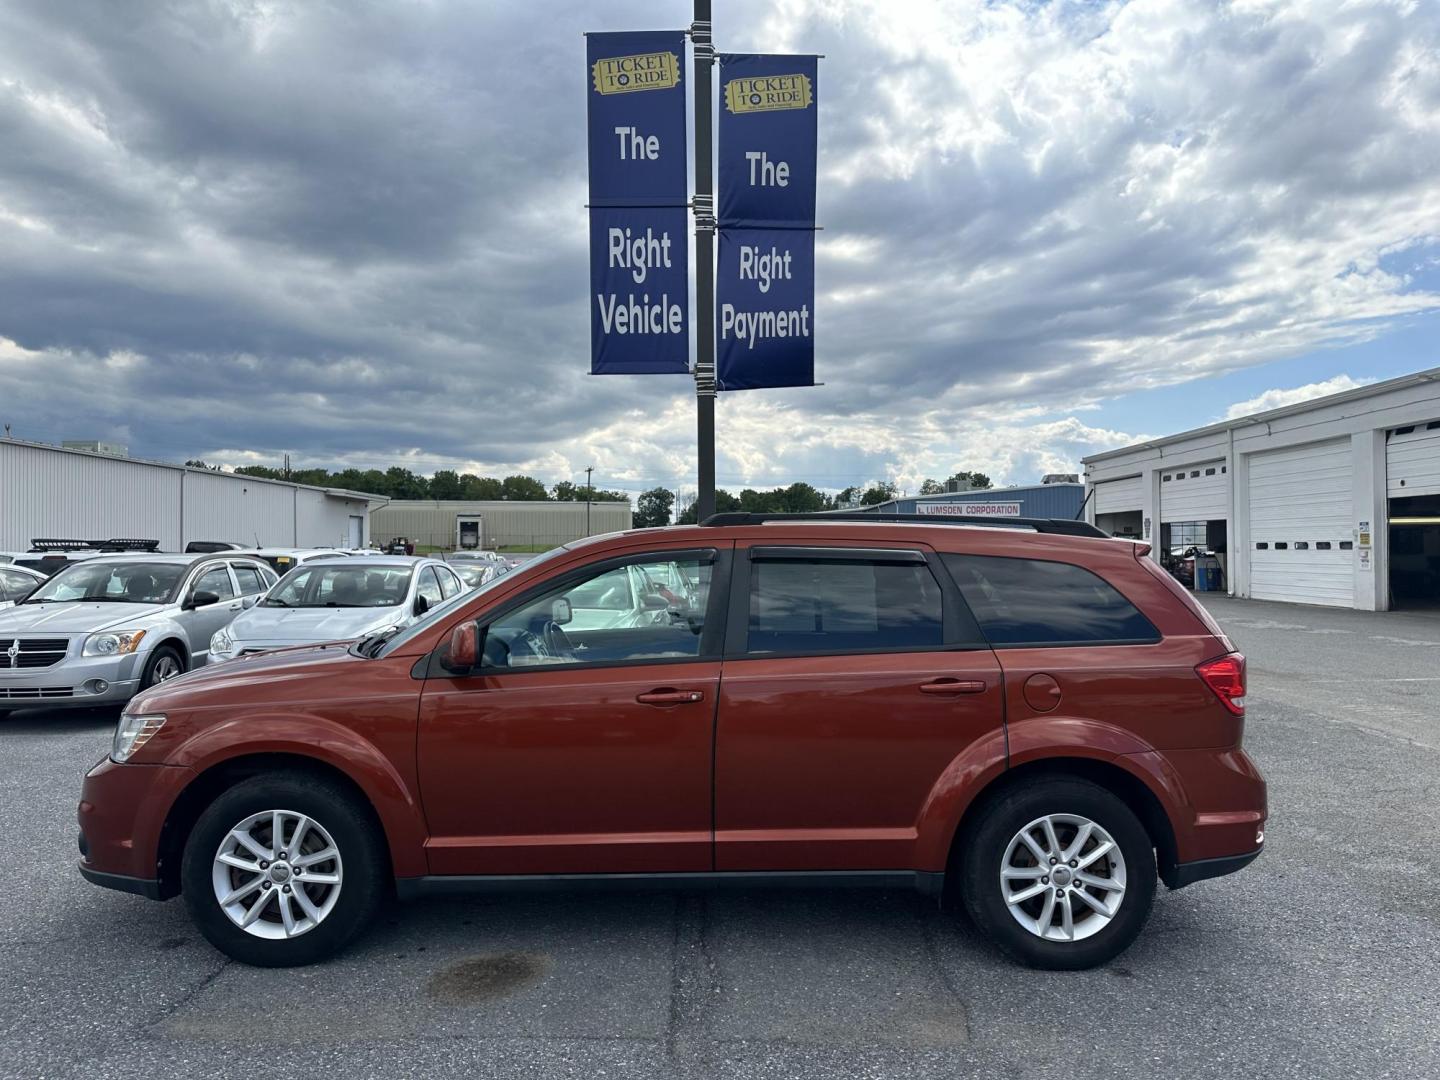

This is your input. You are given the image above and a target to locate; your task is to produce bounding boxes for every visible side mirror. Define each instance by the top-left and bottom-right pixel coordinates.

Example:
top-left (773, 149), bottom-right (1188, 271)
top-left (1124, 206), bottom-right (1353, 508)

top-left (441, 622), bottom-right (477, 673)
top-left (551, 597), bottom-right (573, 625)
top-left (187, 590), bottom-right (220, 610)
top-left (641, 592), bottom-right (669, 611)
top-left (414, 594), bottom-right (430, 617)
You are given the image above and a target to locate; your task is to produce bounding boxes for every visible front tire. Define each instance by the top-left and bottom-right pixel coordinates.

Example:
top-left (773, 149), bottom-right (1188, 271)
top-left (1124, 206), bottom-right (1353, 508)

top-left (181, 772), bottom-right (386, 966)
top-left (140, 646), bottom-right (185, 689)
top-left (960, 777), bottom-right (1156, 970)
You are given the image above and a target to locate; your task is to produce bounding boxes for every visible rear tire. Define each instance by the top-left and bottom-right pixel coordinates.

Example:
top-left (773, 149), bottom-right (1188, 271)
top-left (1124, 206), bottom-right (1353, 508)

top-left (959, 777), bottom-right (1156, 970)
top-left (181, 772), bottom-right (386, 967)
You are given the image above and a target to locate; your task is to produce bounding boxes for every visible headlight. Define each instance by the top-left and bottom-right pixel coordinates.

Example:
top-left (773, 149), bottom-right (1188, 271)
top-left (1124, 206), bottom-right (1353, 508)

top-left (112, 711), bottom-right (166, 763)
top-left (210, 626), bottom-right (235, 659)
top-left (82, 630), bottom-right (147, 657)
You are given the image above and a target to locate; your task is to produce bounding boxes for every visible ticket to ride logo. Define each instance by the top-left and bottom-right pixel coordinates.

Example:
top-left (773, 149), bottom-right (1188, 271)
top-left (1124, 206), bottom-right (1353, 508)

top-left (592, 51), bottom-right (681, 95)
top-left (724, 74), bottom-right (813, 113)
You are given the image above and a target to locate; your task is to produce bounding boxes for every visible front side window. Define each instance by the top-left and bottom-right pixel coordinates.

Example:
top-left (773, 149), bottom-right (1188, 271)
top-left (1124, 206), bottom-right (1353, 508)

top-left (944, 555), bottom-right (1159, 647)
top-left (193, 566), bottom-right (237, 601)
top-left (26, 561), bottom-right (187, 605)
top-left (746, 555), bottom-right (943, 655)
top-left (483, 554), bottom-right (714, 669)
top-left (0, 569), bottom-right (37, 602)
top-left (437, 568), bottom-right (461, 600)
top-left (417, 567), bottom-right (445, 606)
top-left (265, 565), bottom-right (414, 608)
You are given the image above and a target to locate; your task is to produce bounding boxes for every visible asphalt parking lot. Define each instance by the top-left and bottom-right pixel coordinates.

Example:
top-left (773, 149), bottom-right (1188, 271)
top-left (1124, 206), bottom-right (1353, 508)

top-left (2, 595), bottom-right (1438, 1080)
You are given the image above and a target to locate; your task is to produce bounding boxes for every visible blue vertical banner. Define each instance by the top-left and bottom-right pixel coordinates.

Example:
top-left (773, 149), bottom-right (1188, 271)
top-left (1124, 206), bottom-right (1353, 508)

top-left (586, 31), bottom-right (689, 374)
top-left (717, 54), bottom-right (818, 228)
top-left (716, 54), bottom-right (818, 389)
top-left (716, 228), bottom-right (815, 390)
top-left (589, 206), bottom-right (690, 375)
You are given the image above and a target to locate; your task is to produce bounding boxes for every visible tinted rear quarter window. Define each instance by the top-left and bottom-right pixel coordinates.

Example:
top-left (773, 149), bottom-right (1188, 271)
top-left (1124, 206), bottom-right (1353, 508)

top-left (943, 554), bottom-right (1159, 646)
top-left (748, 557), bottom-right (943, 654)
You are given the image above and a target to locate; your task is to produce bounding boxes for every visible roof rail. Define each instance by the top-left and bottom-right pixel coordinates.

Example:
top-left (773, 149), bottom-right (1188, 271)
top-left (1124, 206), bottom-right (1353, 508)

top-left (97, 538), bottom-right (162, 552)
top-left (700, 512), bottom-right (1108, 538)
top-left (28, 538), bottom-right (101, 552)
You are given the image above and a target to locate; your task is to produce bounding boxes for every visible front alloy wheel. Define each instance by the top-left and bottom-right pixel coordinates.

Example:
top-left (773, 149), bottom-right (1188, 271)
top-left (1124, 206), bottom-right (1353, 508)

top-left (212, 810), bottom-right (344, 939)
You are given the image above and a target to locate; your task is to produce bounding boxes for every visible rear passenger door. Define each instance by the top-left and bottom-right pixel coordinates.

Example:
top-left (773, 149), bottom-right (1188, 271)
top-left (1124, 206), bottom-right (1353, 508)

top-left (714, 542), bottom-right (1006, 872)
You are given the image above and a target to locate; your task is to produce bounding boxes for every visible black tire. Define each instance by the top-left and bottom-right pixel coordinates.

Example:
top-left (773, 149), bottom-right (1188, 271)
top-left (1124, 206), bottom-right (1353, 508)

top-left (959, 777), bottom-right (1156, 970)
top-left (181, 771), bottom-right (387, 967)
top-left (140, 645), bottom-right (185, 690)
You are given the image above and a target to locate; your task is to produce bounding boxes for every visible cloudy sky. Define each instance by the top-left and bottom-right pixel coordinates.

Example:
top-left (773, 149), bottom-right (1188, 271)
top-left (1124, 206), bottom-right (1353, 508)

top-left (1, 0), bottom-right (1437, 502)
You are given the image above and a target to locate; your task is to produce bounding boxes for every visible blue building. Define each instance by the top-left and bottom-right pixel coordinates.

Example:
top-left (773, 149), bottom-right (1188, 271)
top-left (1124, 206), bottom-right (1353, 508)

top-left (843, 481), bottom-right (1086, 520)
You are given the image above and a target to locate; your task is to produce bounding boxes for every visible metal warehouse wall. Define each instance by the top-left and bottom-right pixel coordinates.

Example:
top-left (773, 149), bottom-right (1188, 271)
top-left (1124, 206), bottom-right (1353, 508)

top-left (182, 469), bottom-right (296, 547)
top-left (372, 500), bottom-right (633, 550)
top-left (0, 439), bottom-right (379, 552)
top-left (1, 439), bottom-right (183, 550)
top-left (296, 489), bottom-right (370, 548)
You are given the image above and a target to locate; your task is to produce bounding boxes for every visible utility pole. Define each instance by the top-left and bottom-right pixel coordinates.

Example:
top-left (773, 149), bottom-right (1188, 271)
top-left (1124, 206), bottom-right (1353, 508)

top-left (692, 0), bottom-right (717, 522)
top-left (585, 465), bottom-right (593, 536)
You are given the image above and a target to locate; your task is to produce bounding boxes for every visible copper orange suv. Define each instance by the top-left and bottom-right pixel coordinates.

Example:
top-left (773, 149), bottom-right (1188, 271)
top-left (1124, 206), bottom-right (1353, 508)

top-left (78, 514), bottom-right (1266, 969)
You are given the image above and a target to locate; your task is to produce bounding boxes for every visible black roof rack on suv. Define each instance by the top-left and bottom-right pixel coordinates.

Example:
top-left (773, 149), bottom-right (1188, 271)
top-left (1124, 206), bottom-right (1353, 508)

top-left (28, 538), bottom-right (161, 552)
top-left (700, 512), bottom-right (1108, 538)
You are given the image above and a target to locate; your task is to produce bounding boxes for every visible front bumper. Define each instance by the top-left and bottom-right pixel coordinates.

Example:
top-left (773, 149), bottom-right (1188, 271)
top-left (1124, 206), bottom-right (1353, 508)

top-left (77, 756), bottom-right (195, 898)
top-left (1168, 847), bottom-right (1263, 889)
top-left (0, 657), bottom-right (141, 708)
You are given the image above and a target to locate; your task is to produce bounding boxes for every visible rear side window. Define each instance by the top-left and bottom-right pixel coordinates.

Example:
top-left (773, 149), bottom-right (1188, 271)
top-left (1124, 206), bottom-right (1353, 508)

top-left (943, 555), bottom-right (1159, 647)
top-left (747, 556), bottom-right (943, 654)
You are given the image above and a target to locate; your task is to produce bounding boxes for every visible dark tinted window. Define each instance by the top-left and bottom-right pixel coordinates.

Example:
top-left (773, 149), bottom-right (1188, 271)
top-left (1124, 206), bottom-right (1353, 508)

top-left (194, 565), bottom-right (237, 600)
top-left (747, 557), bottom-right (943, 654)
top-left (232, 564), bottom-right (268, 596)
top-left (943, 555), bottom-right (1158, 647)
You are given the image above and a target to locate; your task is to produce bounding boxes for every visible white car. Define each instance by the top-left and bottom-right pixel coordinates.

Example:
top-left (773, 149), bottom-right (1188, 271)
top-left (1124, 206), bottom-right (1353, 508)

top-left (208, 556), bottom-right (466, 662)
top-left (0, 564), bottom-right (46, 608)
top-left (235, 548), bottom-right (351, 577)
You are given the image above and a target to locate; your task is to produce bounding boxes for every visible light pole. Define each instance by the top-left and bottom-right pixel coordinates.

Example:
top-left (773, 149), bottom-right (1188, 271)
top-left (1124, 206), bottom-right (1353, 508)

top-left (692, 0), bottom-right (716, 522)
top-left (585, 465), bottom-right (593, 536)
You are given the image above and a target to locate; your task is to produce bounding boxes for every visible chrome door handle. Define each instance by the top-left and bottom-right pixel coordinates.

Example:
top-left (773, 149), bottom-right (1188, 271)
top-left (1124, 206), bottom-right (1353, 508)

top-left (919, 679), bottom-right (987, 695)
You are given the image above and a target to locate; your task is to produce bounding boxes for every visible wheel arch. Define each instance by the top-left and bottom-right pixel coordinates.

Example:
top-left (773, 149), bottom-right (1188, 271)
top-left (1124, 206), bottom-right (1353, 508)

top-left (154, 751), bottom-right (407, 900)
top-left (146, 634), bottom-right (190, 670)
top-left (941, 756), bottom-right (1179, 901)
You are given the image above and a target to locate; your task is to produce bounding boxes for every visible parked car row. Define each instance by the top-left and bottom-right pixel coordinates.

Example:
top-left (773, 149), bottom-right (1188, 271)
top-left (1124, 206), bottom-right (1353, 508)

top-left (0, 545), bottom-right (480, 712)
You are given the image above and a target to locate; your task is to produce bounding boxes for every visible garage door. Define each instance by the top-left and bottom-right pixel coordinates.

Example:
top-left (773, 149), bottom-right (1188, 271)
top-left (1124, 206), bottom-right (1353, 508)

top-left (1249, 439), bottom-right (1354, 607)
top-left (1387, 422), bottom-right (1440, 499)
top-left (1094, 475), bottom-right (1143, 514)
top-left (1160, 460), bottom-right (1227, 522)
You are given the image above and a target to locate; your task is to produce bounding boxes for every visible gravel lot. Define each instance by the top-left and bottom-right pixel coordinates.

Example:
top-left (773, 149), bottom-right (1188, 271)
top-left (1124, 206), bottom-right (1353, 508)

top-left (2, 595), bottom-right (1437, 1079)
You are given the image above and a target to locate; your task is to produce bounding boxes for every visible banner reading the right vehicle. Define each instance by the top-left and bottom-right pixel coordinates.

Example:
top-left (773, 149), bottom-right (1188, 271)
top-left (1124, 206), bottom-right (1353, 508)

top-left (716, 54), bottom-right (818, 391)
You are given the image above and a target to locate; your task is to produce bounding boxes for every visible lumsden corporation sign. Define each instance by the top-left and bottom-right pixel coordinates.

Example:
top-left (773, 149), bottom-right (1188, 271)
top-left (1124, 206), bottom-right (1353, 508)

top-left (916, 502), bottom-right (1023, 517)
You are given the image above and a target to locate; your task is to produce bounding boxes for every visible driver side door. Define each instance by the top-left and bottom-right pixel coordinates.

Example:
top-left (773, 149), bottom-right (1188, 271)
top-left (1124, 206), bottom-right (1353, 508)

top-left (416, 544), bottom-right (731, 876)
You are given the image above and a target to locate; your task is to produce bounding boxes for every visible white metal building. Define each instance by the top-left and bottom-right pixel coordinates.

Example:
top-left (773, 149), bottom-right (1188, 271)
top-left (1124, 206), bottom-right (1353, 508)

top-left (0, 438), bottom-right (386, 551)
top-left (1083, 367), bottom-right (1440, 611)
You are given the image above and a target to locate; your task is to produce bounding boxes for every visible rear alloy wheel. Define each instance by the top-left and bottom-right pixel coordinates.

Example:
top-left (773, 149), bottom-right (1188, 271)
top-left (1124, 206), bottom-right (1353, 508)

top-left (182, 773), bottom-right (385, 966)
top-left (960, 778), bottom-right (1156, 970)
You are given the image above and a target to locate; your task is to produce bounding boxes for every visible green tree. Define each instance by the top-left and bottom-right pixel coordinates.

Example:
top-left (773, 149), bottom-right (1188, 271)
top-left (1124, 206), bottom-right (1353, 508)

top-left (234, 465), bottom-right (284, 480)
top-left (384, 466), bottom-right (429, 499)
top-left (634, 487), bottom-right (675, 528)
top-left (860, 482), bottom-right (899, 506)
top-left (458, 474), bottom-right (503, 500)
top-left (921, 471), bottom-right (993, 494)
top-left (501, 474), bottom-right (549, 501)
top-left (429, 469), bottom-right (463, 501)
top-left (676, 489), bottom-right (740, 525)
top-left (779, 481), bottom-right (830, 513)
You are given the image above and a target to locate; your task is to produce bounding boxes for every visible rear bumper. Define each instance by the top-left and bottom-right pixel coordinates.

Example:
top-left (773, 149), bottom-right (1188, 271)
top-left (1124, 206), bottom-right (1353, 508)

top-left (1166, 847), bottom-right (1263, 889)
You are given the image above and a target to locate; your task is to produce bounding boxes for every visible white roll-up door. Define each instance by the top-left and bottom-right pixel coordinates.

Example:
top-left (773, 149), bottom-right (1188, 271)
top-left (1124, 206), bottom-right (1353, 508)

top-left (1387, 422), bottom-right (1440, 499)
top-left (1094, 475), bottom-right (1143, 514)
top-left (1160, 460), bottom-right (1227, 522)
top-left (1249, 439), bottom-right (1354, 607)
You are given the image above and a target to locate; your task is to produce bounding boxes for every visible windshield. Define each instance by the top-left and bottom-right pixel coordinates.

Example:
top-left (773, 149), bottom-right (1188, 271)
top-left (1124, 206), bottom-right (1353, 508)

top-left (26, 561), bottom-right (186, 604)
top-left (376, 545), bottom-right (569, 658)
top-left (454, 564), bottom-right (492, 588)
top-left (266, 565), bottom-right (414, 608)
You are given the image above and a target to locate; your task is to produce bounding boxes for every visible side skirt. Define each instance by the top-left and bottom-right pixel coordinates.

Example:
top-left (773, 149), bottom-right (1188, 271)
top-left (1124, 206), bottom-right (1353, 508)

top-left (396, 869), bottom-right (946, 902)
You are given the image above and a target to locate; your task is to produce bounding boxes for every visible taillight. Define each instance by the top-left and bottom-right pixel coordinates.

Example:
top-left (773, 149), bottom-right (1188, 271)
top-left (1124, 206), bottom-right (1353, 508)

top-left (1196, 653), bottom-right (1245, 715)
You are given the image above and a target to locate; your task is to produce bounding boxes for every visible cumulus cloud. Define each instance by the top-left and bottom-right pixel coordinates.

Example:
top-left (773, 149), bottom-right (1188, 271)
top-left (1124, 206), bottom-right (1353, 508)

top-left (1223, 374), bottom-right (1378, 420)
top-left (0, 0), bottom-right (1437, 496)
